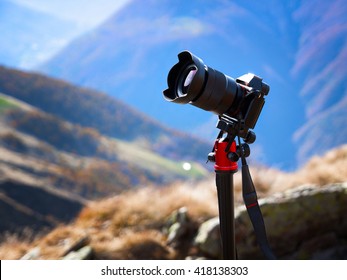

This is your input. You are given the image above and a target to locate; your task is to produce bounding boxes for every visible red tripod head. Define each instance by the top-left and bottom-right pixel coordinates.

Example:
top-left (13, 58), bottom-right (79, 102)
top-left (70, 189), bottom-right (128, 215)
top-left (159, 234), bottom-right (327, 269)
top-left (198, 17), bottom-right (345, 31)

top-left (213, 139), bottom-right (238, 172)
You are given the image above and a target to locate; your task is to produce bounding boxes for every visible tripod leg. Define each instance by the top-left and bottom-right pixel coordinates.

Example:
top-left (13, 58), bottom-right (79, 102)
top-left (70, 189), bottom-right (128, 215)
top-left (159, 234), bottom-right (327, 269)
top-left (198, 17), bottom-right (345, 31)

top-left (216, 171), bottom-right (236, 260)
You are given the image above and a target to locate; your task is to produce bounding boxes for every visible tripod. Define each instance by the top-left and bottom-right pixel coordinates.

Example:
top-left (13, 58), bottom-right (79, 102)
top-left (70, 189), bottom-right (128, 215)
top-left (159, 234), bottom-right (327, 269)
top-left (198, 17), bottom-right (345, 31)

top-left (208, 116), bottom-right (276, 260)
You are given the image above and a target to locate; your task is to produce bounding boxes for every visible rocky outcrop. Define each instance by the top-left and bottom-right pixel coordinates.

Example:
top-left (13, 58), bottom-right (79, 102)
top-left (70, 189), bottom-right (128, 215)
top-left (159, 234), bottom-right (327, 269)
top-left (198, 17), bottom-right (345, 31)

top-left (193, 182), bottom-right (347, 259)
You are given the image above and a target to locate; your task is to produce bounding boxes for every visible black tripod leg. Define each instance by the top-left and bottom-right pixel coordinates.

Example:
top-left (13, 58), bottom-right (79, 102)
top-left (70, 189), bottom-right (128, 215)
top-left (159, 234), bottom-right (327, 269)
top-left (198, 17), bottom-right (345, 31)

top-left (215, 171), bottom-right (236, 260)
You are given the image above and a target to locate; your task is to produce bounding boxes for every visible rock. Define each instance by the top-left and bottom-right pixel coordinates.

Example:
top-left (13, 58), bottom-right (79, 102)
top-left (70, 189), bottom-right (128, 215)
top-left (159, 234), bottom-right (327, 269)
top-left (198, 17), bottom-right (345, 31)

top-left (20, 247), bottom-right (40, 260)
top-left (185, 256), bottom-right (207, 260)
top-left (165, 207), bottom-right (188, 228)
top-left (165, 207), bottom-right (190, 246)
top-left (251, 182), bottom-right (347, 259)
top-left (194, 217), bottom-right (221, 259)
top-left (164, 207), bottom-right (199, 258)
top-left (62, 235), bottom-right (90, 257)
top-left (167, 223), bottom-right (183, 244)
top-left (62, 246), bottom-right (93, 260)
top-left (194, 182), bottom-right (347, 259)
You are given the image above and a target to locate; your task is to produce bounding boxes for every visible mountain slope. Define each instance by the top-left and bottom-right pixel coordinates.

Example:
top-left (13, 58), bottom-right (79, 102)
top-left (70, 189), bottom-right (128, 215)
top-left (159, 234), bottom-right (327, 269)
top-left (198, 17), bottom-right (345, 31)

top-left (290, 0), bottom-right (347, 165)
top-left (0, 91), bottom-right (207, 190)
top-left (0, 86), bottom-right (207, 237)
top-left (0, 179), bottom-right (84, 238)
top-left (38, 0), bottom-right (347, 169)
top-left (0, 65), bottom-right (210, 164)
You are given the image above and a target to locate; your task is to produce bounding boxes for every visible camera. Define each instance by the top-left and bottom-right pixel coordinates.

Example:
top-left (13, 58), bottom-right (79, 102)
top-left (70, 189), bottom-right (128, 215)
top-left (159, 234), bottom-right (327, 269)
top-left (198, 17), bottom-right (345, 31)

top-left (163, 51), bottom-right (269, 141)
top-left (163, 51), bottom-right (276, 260)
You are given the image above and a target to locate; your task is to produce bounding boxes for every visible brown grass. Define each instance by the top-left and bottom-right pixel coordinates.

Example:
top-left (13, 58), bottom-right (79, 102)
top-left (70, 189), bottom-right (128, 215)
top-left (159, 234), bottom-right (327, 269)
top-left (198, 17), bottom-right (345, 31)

top-left (0, 234), bottom-right (31, 260)
top-left (1, 144), bottom-right (346, 259)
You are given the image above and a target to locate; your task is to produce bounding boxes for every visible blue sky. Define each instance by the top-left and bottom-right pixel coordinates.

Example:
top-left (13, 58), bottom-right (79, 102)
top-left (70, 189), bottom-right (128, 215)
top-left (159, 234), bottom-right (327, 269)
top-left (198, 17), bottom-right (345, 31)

top-left (10, 0), bottom-right (131, 29)
top-left (3, 0), bottom-right (132, 68)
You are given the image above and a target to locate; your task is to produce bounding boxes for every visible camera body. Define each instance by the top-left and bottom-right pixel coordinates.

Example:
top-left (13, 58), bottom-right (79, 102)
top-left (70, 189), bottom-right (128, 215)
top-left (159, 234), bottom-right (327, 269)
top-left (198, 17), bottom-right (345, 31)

top-left (163, 51), bottom-right (269, 141)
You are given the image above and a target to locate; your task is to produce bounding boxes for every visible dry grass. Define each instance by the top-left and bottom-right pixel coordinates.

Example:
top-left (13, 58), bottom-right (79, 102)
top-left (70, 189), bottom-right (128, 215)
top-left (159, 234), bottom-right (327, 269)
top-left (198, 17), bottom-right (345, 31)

top-left (1, 144), bottom-right (346, 259)
top-left (76, 180), bottom-right (219, 234)
top-left (296, 144), bottom-right (347, 185)
top-left (232, 144), bottom-right (347, 196)
top-left (0, 180), bottom-right (218, 259)
top-left (0, 234), bottom-right (31, 260)
top-left (93, 230), bottom-right (175, 260)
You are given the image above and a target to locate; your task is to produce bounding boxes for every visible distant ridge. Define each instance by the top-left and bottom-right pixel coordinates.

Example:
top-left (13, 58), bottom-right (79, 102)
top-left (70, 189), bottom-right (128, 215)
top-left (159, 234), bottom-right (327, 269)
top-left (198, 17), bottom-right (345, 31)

top-left (0, 65), bottom-right (210, 163)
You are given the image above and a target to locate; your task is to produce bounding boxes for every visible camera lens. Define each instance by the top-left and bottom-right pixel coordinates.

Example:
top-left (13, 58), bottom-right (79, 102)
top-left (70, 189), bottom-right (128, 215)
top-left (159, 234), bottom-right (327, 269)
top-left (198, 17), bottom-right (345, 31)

top-left (183, 67), bottom-right (197, 89)
top-left (178, 66), bottom-right (197, 97)
top-left (164, 51), bottom-right (242, 116)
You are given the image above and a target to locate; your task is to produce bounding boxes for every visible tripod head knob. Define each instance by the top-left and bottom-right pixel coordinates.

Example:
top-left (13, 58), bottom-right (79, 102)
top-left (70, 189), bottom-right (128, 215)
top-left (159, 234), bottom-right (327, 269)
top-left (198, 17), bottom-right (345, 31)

top-left (227, 152), bottom-right (239, 162)
top-left (207, 152), bottom-right (216, 162)
top-left (238, 143), bottom-right (250, 158)
top-left (244, 131), bottom-right (256, 144)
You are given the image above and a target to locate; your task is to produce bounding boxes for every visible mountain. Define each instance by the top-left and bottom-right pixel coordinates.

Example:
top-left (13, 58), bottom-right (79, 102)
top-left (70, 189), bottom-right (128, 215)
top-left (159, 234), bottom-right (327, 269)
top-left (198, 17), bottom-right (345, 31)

top-left (0, 90), bottom-right (206, 193)
top-left (0, 66), bottom-right (209, 236)
top-left (0, 66), bottom-right (210, 164)
top-left (290, 0), bottom-right (347, 165)
top-left (0, 0), bottom-right (80, 69)
top-left (38, 0), bottom-right (347, 169)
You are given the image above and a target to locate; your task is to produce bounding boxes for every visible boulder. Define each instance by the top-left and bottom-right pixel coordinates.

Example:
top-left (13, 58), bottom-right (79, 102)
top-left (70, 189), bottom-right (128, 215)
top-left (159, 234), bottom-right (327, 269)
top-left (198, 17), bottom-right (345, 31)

top-left (61, 235), bottom-right (90, 257)
top-left (20, 247), bottom-right (40, 260)
top-left (194, 217), bottom-right (221, 258)
top-left (194, 182), bottom-right (347, 259)
top-left (62, 246), bottom-right (93, 260)
top-left (165, 207), bottom-right (191, 246)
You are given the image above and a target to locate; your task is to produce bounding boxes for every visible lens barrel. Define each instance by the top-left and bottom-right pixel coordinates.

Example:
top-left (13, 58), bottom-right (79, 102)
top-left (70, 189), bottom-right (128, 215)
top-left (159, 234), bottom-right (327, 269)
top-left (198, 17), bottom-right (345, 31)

top-left (163, 51), bottom-right (242, 116)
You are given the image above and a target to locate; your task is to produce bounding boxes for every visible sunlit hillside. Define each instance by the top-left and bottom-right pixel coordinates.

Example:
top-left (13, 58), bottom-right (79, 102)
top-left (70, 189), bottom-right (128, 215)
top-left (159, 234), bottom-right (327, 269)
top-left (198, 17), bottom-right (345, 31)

top-left (0, 65), bottom-right (211, 239)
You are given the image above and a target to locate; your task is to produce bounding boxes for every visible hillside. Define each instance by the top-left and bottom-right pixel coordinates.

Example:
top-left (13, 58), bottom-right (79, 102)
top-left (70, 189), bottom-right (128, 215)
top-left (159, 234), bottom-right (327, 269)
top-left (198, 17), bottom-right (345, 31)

top-left (0, 91), bottom-right (207, 177)
top-left (0, 179), bottom-right (84, 240)
top-left (0, 65), bottom-right (211, 164)
top-left (1, 144), bottom-right (346, 259)
top-left (0, 90), bottom-right (207, 237)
